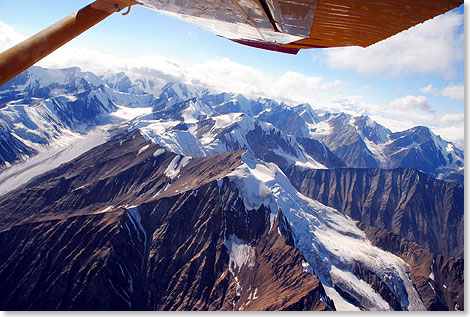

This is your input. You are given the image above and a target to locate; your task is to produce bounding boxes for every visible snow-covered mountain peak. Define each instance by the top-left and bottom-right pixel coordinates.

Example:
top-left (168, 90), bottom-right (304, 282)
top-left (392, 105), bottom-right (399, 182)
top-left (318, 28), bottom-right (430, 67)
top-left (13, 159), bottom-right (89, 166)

top-left (350, 115), bottom-right (391, 144)
top-left (180, 98), bottom-right (215, 123)
top-left (101, 71), bottom-right (145, 95)
top-left (159, 81), bottom-right (206, 102)
top-left (17, 66), bottom-right (102, 92)
top-left (292, 103), bottom-right (320, 124)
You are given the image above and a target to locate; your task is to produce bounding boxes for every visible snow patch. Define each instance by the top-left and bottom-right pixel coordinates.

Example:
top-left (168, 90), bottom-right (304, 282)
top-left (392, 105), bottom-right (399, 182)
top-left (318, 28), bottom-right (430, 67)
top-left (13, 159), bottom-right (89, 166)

top-left (213, 113), bottom-right (244, 130)
top-left (137, 144), bottom-right (150, 156)
top-left (294, 159), bottom-right (326, 169)
top-left (112, 105), bottom-right (152, 121)
top-left (164, 155), bottom-right (181, 179)
top-left (95, 205), bottom-right (115, 214)
top-left (163, 155), bottom-right (192, 180)
top-left (226, 159), bottom-right (278, 211)
top-left (429, 259), bottom-right (435, 281)
top-left (139, 122), bottom-right (208, 157)
top-left (180, 156), bottom-right (192, 169)
top-left (302, 260), bottom-right (314, 274)
top-left (224, 234), bottom-right (255, 272)
top-left (153, 148), bottom-right (165, 157)
top-left (181, 99), bottom-right (214, 123)
top-left (364, 139), bottom-right (389, 167)
top-left (309, 121), bottom-right (333, 138)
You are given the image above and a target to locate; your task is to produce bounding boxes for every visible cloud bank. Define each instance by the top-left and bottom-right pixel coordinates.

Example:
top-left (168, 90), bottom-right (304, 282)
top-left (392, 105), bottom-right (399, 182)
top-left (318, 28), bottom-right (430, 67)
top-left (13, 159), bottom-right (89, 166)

top-left (387, 95), bottom-right (434, 113)
top-left (419, 83), bottom-right (464, 102)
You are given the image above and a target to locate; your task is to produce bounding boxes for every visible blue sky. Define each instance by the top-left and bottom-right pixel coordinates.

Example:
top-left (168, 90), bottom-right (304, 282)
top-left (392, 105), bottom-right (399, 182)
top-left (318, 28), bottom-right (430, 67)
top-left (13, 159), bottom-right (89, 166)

top-left (0, 0), bottom-right (465, 147)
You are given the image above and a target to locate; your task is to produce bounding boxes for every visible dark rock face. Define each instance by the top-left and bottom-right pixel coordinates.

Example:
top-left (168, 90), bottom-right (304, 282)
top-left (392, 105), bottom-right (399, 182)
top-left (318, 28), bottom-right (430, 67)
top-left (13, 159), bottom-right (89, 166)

top-left (220, 208), bottom-right (333, 311)
top-left (244, 124), bottom-right (302, 171)
top-left (0, 129), bottom-right (36, 168)
top-left (357, 223), bottom-right (464, 311)
top-left (131, 185), bottom-right (330, 311)
top-left (0, 212), bottom-right (124, 310)
top-left (0, 130), bottom-right (331, 311)
top-left (199, 115), bottom-right (344, 171)
top-left (311, 113), bottom-right (380, 168)
top-left (287, 167), bottom-right (464, 258)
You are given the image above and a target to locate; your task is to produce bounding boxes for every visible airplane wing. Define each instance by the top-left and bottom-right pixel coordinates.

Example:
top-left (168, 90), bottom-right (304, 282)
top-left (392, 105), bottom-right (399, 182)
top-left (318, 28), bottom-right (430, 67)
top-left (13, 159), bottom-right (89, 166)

top-left (136, 0), bottom-right (464, 54)
top-left (0, 0), bottom-right (463, 86)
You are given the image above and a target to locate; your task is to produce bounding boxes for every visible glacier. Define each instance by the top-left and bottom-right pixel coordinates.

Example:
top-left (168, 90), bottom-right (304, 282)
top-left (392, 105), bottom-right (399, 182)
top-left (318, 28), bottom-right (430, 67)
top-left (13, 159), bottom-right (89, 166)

top-left (223, 154), bottom-right (426, 311)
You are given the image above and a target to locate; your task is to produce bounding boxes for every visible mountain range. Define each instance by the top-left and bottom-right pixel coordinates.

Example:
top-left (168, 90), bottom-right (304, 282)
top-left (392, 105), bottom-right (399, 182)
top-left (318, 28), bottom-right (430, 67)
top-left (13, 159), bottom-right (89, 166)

top-left (0, 66), bottom-right (464, 311)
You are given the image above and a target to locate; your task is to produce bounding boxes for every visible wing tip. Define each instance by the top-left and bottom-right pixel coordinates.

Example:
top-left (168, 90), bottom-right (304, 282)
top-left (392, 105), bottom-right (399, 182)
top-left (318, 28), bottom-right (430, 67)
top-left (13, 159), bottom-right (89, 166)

top-left (231, 39), bottom-right (300, 55)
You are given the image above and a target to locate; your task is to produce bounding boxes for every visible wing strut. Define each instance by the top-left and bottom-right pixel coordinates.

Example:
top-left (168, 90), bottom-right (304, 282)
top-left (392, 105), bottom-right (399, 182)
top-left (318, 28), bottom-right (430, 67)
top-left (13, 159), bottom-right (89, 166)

top-left (0, 0), bottom-right (136, 87)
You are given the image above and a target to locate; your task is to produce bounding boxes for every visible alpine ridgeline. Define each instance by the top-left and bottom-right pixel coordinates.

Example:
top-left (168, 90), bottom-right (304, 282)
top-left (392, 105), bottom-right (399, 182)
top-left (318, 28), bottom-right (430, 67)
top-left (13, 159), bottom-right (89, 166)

top-left (0, 66), bottom-right (464, 311)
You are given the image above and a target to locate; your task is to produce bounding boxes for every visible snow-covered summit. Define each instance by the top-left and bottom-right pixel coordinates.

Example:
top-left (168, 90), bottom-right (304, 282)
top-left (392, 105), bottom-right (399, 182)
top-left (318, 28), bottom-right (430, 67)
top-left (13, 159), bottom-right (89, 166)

top-left (1, 66), bottom-right (103, 96)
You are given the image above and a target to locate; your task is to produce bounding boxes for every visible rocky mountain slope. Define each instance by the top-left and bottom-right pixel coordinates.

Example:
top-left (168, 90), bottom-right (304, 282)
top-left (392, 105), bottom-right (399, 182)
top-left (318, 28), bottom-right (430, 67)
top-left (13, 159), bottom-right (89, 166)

top-left (287, 167), bottom-right (464, 258)
top-left (0, 130), bottom-right (330, 310)
top-left (0, 130), bottom-right (463, 311)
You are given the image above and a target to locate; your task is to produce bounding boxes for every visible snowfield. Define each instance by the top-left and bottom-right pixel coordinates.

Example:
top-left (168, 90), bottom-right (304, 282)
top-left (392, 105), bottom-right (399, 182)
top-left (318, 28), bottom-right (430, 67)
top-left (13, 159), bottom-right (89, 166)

top-left (0, 127), bottom-right (109, 196)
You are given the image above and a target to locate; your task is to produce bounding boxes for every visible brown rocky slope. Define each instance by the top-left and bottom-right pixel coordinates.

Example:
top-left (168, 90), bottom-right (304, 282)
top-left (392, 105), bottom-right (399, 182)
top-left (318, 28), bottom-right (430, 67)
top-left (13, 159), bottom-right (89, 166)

top-left (0, 130), bottom-right (331, 310)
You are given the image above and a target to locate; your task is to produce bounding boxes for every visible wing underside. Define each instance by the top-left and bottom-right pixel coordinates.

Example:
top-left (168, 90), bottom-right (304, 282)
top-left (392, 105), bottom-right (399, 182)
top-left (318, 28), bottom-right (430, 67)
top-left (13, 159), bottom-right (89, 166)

top-left (136, 0), bottom-right (463, 53)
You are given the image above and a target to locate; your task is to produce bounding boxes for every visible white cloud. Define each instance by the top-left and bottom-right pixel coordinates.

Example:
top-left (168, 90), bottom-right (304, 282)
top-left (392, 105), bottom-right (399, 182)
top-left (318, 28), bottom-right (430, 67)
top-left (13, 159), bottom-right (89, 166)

top-left (325, 11), bottom-right (464, 77)
top-left (419, 83), bottom-right (464, 102)
top-left (387, 95), bottom-right (434, 112)
top-left (440, 112), bottom-right (464, 126)
top-left (39, 47), bottom-right (344, 106)
top-left (0, 20), bottom-right (26, 51)
top-left (441, 84), bottom-right (464, 101)
top-left (419, 84), bottom-right (438, 95)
